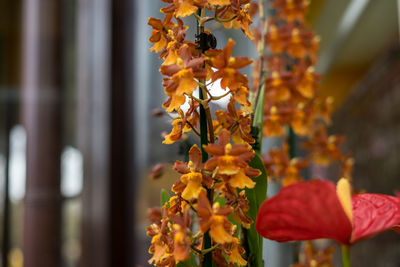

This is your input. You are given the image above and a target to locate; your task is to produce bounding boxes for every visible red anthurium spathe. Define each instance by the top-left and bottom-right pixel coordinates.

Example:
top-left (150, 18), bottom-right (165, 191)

top-left (255, 178), bottom-right (400, 245)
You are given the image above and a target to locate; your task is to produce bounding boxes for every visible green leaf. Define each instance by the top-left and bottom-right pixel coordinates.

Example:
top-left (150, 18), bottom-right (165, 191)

top-left (252, 84), bottom-right (265, 154)
top-left (177, 253), bottom-right (198, 267)
top-left (249, 153), bottom-right (268, 211)
top-left (160, 188), bottom-right (171, 207)
top-left (244, 152), bottom-right (268, 267)
top-left (245, 83), bottom-right (267, 266)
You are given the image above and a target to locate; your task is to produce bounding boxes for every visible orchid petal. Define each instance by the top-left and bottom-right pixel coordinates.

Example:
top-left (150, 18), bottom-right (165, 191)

top-left (188, 145), bottom-right (202, 170)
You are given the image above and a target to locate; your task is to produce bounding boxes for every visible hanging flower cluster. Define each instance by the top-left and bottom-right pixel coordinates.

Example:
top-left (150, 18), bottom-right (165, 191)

top-left (146, 1), bottom-right (265, 266)
top-left (251, 1), bottom-right (400, 266)
top-left (249, 0), bottom-right (352, 186)
top-left (146, 1), bottom-right (400, 267)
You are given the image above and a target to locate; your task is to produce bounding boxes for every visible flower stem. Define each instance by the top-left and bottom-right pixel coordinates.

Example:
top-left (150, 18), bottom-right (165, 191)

top-left (215, 15), bottom-right (237, 23)
top-left (202, 244), bottom-right (219, 255)
top-left (341, 245), bottom-right (351, 267)
top-left (200, 84), bottom-right (215, 143)
top-left (288, 127), bottom-right (296, 159)
top-left (197, 8), bottom-right (214, 267)
top-left (251, 0), bottom-right (267, 117)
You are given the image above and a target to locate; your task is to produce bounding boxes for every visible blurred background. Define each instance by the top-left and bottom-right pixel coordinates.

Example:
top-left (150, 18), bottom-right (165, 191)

top-left (0, 0), bottom-right (399, 267)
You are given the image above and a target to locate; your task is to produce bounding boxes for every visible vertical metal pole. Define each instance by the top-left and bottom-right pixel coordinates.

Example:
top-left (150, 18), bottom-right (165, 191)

top-left (21, 0), bottom-right (63, 266)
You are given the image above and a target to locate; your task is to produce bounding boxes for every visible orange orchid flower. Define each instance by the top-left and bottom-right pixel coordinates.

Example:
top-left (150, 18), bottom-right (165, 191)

top-left (296, 66), bottom-right (319, 99)
top-left (301, 127), bottom-right (345, 166)
top-left (171, 224), bottom-right (191, 262)
top-left (263, 143), bottom-right (308, 186)
top-left (148, 14), bottom-right (175, 53)
top-left (263, 106), bottom-right (285, 137)
top-left (197, 191), bottom-right (235, 244)
top-left (316, 96), bottom-right (334, 125)
top-left (265, 71), bottom-right (292, 102)
top-left (290, 102), bottom-right (315, 136)
top-left (282, 158), bottom-right (308, 186)
top-left (215, 0), bottom-right (254, 39)
top-left (208, 0), bottom-right (231, 6)
top-left (203, 129), bottom-right (260, 189)
top-left (287, 27), bottom-right (315, 59)
top-left (147, 209), bottom-right (175, 266)
top-left (265, 23), bottom-right (289, 55)
top-left (160, 17), bottom-right (189, 65)
top-left (271, 0), bottom-right (310, 23)
top-left (234, 85), bottom-right (252, 110)
top-left (207, 39), bottom-right (252, 91)
top-left (340, 155), bottom-right (354, 180)
top-left (160, 45), bottom-right (207, 112)
top-left (215, 98), bottom-right (254, 144)
top-left (224, 237), bottom-right (247, 266)
top-left (163, 101), bottom-right (199, 144)
top-left (232, 190), bottom-right (253, 228)
top-left (172, 145), bottom-right (212, 200)
top-left (161, 0), bottom-right (207, 18)
top-left (292, 241), bottom-right (336, 267)
top-left (235, 3), bottom-right (254, 40)
top-left (169, 209), bottom-right (193, 262)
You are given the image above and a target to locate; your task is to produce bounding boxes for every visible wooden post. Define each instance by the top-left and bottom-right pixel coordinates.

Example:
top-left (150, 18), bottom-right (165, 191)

top-left (0, 1), bottom-right (22, 264)
top-left (21, 0), bottom-right (62, 266)
top-left (76, 0), bottom-right (111, 266)
top-left (77, 0), bottom-right (137, 265)
top-left (110, 0), bottom-right (135, 266)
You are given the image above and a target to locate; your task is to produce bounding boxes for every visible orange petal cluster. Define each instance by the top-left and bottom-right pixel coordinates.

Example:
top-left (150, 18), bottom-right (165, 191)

top-left (206, 39), bottom-right (253, 91)
top-left (263, 143), bottom-right (308, 186)
top-left (247, 0), bottom-right (352, 191)
top-left (203, 129), bottom-right (260, 189)
top-left (160, 45), bottom-right (207, 112)
top-left (215, 0), bottom-right (254, 39)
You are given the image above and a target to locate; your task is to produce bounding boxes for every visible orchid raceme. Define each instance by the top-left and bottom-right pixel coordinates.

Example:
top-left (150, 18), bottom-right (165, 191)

top-left (146, 0), bottom-right (383, 265)
top-left (255, 178), bottom-right (400, 245)
top-left (147, 0), bottom-right (268, 266)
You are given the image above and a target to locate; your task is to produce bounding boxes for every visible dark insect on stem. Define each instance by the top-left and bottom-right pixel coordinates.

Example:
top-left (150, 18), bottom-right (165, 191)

top-left (250, 126), bottom-right (261, 152)
top-left (195, 32), bottom-right (217, 52)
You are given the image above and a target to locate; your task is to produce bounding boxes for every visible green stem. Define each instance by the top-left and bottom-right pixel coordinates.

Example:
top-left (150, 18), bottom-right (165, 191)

top-left (199, 77), bottom-right (214, 267)
top-left (341, 245), bottom-right (351, 267)
top-left (251, 0), bottom-right (267, 118)
top-left (210, 90), bottom-right (232, 100)
top-left (215, 15), bottom-right (237, 23)
top-left (197, 8), bottom-right (214, 267)
top-left (288, 128), bottom-right (297, 263)
top-left (202, 244), bottom-right (219, 255)
top-left (288, 127), bottom-right (296, 159)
